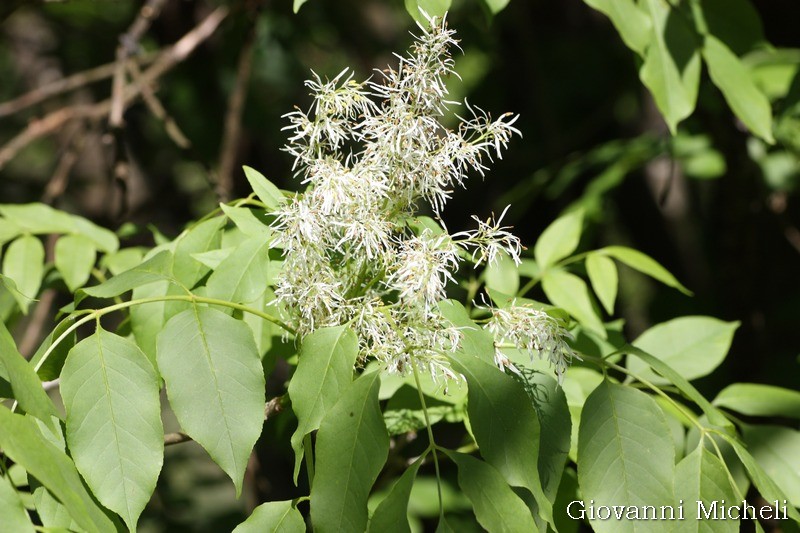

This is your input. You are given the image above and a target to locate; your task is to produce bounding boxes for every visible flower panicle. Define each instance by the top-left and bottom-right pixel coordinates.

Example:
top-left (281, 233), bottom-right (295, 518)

top-left (482, 301), bottom-right (577, 384)
top-left (270, 14), bottom-right (563, 385)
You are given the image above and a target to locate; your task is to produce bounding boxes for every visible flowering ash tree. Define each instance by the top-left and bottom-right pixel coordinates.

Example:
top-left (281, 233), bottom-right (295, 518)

top-left (274, 15), bottom-right (575, 385)
top-left (3, 10), bottom-right (790, 533)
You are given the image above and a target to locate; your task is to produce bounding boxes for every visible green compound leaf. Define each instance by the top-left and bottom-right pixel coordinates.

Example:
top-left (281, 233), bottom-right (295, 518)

top-left (0, 474), bottom-right (34, 533)
top-left (29, 314), bottom-right (77, 382)
top-left (0, 203), bottom-right (75, 235)
top-left (32, 486), bottom-right (80, 532)
top-left (131, 279), bottom-right (189, 366)
top-left (639, 0), bottom-right (701, 134)
top-left (0, 321), bottom-right (57, 426)
top-left (243, 166), bottom-right (285, 210)
top-left (0, 217), bottom-right (22, 245)
top-left (61, 328), bottom-right (163, 531)
top-left (483, 0), bottom-right (510, 16)
top-left (233, 500), bottom-right (305, 533)
top-left (623, 344), bottom-right (733, 430)
top-left (525, 372), bottom-right (571, 514)
top-left (157, 305), bottom-right (266, 495)
top-left (582, 0), bottom-right (651, 55)
top-left (703, 35), bottom-right (775, 143)
top-left (585, 252), bottom-right (618, 315)
top-left (82, 250), bottom-right (174, 298)
top-left (438, 300), bottom-right (495, 361)
top-left (713, 383), bottom-right (800, 419)
top-left (722, 434), bottom-right (800, 524)
top-left (541, 269), bottom-right (606, 339)
top-left (448, 348), bottom-right (552, 527)
top-left (404, 0), bottom-right (451, 24)
top-left (628, 316), bottom-right (739, 383)
top-left (675, 445), bottom-right (739, 532)
top-left (742, 425), bottom-right (800, 506)
top-left (700, 0), bottom-right (764, 55)
top-left (578, 381), bottom-right (676, 533)
top-left (311, 371), bottom-right (389, 533)
top-left (55, 234), bottom-right (96, 292)
top-left (484, 251), bottom-right (519, 296)
top-left (70, 215), bottom-right (119, 254)
top-left (2, 235), bottom-right (44, 314)
top-left (172, 217), bottom-right (225, 287)
top-left (220, 204), bottom-right (272, 239)
top-left (205, 236), bottom-right (271, 304)
top-left (445, 451), bottom-right (538, 532)
top-left (598, 245), bottom-right (691, 295)
top-left (289, 326), bottom-right (359, 481)
top-left (0, 407), bottom-right (117, 533)
top-left (533, 208), bottom-right (583, 269)
top-left (368, 457), bottom-right (423, 533)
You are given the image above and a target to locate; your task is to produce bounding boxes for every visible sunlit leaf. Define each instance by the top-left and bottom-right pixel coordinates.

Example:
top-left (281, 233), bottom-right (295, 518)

top-left (0, 321), bottom-right (57, 426)
top-left (675, 445), bottom-right (739, 531)
top-left (582, 0), bottom-right (651, 55)
top-left (723, 435), bottom-right (800, 523)
top-left (578, 381), bottom-right (676, 532)
top-left (404, 0), bottom-right (451, 23)
top-left (448, 340), bottom-right (553, 526)
top-left (369, 458), bottom-right (423, 533)
top-left (598, 245), bottom-right (691, 294)
top-left (243, 166), bottom-right (286, 209)
top-left (157, 305), bottom-right (266, 495)
top-left (61, 328), bottom-right (163, 531)
top-left (0, 407), bottom-right (117, 533)
top-left (703, 35), bottom-right (775, 143)
top-left (533, 209), bottom-right (583, 269)
top-left (639, 0), bottom-right (701, 133)
top-left (714, 383), bottom-right (800, 419)
top-left (445, 451), bottom-right (538, 531)
top-left (2, 235), bottom-right (44, 313)
top-left (0, 474), bottom-right (34, 533)
top-left (205, 236), bottom-right (270, 304)
top-left (82, 250), bottom-right (174, 298)
top-left (542, 269), bottom-right (606, 338)
top-left (742, 425), bottom-right (800, 506)
top-left (55, 234), bottom-right (96, 292)
top-left (628, 316), bottom-right (739, 383)
top-left (311, 372), bottom-right (388, 533)
top-left (289, 326), bottom-right (358, 481)
top-left (233, 500), bottom-right (305, 533)
top-left (624, 345), bottom-right (733, 430)
top-left (585, 252), bottom-right (618, 315)
top-left (484, 251), bottom-right (519, 296)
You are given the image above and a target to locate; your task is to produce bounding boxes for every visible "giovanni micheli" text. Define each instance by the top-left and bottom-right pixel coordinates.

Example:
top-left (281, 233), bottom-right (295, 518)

top-left (567, 500), bottom-right (789, 521)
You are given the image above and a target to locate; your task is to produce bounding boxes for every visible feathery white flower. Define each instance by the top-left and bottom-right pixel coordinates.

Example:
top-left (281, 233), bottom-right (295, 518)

top-left (484, 302), bottom-right (576, 383)
top-left (272, 15), bottom-right (527, 383)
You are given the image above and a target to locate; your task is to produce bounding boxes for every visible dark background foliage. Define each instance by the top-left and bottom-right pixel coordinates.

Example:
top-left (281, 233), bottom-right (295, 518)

top-left (1, 1), bottom-right (798, 530)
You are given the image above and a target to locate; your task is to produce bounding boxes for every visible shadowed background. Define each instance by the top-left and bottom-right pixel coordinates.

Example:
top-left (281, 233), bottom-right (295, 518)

top-left (1, 1), bottom-right (798, 530)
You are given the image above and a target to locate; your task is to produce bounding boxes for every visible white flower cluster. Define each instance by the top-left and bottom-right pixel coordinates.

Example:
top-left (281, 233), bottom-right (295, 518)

top-left (273, 15), bottom-right (571, 383)
top-left (484, 303), bottom-right (576, 383)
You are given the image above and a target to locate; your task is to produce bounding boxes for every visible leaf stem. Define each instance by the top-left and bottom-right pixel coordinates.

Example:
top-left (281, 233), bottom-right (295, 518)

top-left (409, 355), bottom-right (445, 522)
top-left (33, 294), bottom-right (295, 374)
top-left (580, 353), bottom-right (705, 433)
top-left (303, 433), bottom-right (315, 489)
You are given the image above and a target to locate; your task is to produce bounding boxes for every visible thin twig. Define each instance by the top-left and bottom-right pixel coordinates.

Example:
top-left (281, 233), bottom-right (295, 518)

top-left (19, 234), bottom-right (59, 359)
top-left (0, 7), bottom-right (229, 171)
top-left (0, 53), bottom-right (158, 119)
top-left (217, 12), bottom-right (259, 201)
top-left (42, 122), bottom-right (86, 204)
top-left (126, 62), bottom-right (191, 149)
top-left (110, 0), bottom-right (168, 128)
top-left (164, 395), bottom-right (285, 447)
top-left (19, 289), bottom-right (56, 359)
